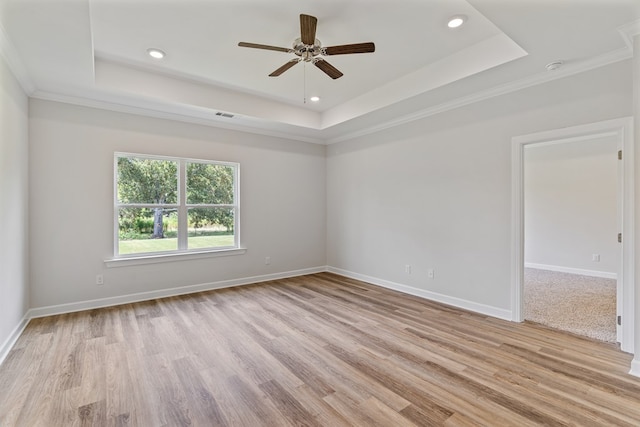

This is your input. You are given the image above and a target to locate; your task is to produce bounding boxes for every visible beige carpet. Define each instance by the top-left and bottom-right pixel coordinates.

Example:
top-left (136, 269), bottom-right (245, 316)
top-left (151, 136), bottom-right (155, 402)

top-left (524, 268), bottom-right (616, 343)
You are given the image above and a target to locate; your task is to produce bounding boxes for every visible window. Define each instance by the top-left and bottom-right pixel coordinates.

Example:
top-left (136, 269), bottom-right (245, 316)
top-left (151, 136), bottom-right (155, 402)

top-left (115, 153), bottom-right (239, 257)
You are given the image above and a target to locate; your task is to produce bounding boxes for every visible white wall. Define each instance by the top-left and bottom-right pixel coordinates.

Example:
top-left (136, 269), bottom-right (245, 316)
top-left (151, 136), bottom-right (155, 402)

top-left (0, 55), bottom-right (29, 356)
top-left (632, 32), bottom-right (640, 376)
top-left (524, 138), bottom-right (619, 276)
top-left (28, 99), bottom-right (326, 309)
top-left (327, 60), bottom-right (632, 314)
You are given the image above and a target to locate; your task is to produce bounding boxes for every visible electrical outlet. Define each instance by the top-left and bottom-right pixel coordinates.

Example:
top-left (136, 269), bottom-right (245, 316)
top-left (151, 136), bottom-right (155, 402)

top-left (405, 264), bottom-right (412, 274)
top-left (592, 254), bottom-right (600, 262)
top-left (265, 256), bottom-right (271, 265)
top-left (96, 274), bottom-right (104, 285)
top-left (428, 269), bottom-right (435, 279)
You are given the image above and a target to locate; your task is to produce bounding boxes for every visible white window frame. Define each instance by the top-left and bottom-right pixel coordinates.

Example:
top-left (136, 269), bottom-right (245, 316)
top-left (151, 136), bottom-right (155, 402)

top-left (109, 152), bottom-right (242, 265)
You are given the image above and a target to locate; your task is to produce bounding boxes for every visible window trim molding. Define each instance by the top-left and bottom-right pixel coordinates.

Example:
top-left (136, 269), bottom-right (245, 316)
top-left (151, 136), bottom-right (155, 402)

top-left (113, 152), bottom-right (241, 259)
top-left (105, 247), bottom-right (247, 268)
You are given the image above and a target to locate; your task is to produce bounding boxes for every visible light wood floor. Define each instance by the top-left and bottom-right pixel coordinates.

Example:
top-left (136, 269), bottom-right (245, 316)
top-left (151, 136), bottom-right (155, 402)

top-left (1, 273), bottom-right (640, 426)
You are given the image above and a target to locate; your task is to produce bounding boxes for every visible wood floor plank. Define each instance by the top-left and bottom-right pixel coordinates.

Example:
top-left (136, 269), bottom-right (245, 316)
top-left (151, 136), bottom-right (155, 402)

top-left (145, 353), bottom-right (193, 426)
top-left (323, 391), bottom-right (395, 427)
top-left (2, 272), bottom-right (640, 426)
top-left (78, 399), bottom-right (106, 427)
top-left (286, 384), bottom-right (353, 427)
top-left (0, 333), bottom-right (51, 425)
top-left (122, 347), bottom-right (163, 426)
top-left (105, 342), bottom-right (132, 423)
top-left (172, 357), bottom-right (228, 426)
top-left (273, 333), bottom-right (413, 412)
top-left (258, 379), bottom-right (323, 427)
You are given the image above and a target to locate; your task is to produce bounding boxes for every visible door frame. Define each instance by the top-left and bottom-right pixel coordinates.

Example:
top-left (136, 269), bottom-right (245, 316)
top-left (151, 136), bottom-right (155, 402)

top-left (511, 117), bottom-right (634, 353)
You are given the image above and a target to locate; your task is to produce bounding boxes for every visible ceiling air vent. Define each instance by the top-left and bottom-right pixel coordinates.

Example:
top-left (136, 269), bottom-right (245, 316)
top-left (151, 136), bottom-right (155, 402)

top-left (215, 112), bottom-right (234, 118)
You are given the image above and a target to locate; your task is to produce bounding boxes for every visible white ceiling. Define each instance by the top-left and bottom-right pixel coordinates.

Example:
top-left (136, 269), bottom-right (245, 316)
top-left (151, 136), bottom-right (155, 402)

top-left (1, 0), bottom-right (639, 144)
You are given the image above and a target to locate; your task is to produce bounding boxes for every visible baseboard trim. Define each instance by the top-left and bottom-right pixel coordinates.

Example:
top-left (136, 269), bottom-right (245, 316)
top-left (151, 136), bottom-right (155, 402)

top-left (524, 263), bottom-right (617, 280)
top-left (327, 267), bottom-right (512, 321)
top-left (630, 358), bottom-right (640, 378)
top-left (0, 313), bottom-right (30, 367)
top-left (27, 266), bottom-right (327, 319)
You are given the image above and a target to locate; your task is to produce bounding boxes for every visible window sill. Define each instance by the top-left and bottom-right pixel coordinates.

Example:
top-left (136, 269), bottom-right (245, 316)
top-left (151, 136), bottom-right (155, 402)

top-left (105, 248), bottom-right (247, 268)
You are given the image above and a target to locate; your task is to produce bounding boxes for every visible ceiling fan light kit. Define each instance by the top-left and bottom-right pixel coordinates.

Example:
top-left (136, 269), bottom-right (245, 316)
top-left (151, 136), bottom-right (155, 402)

top-left (238, 14), bottom-right (375, 80)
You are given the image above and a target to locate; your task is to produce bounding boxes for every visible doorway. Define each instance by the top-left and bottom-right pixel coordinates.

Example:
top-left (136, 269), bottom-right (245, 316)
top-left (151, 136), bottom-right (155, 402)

top-left (511, 118), bottom-right (634, 353)
top-left (523, 137), bottom-right (619, 342)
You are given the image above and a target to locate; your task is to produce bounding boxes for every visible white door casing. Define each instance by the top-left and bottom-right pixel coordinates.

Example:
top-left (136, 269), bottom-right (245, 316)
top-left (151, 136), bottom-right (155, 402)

top-left (511, 117), bottom-right (634, 353)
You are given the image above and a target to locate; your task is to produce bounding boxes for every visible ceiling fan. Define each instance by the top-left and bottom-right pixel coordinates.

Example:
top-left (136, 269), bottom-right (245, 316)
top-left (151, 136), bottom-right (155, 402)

top-left (238, 14), bottom-right (375, 80)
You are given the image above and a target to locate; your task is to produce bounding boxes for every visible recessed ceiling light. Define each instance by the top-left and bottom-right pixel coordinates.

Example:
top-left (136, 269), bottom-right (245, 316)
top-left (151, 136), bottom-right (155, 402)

top-left (447, 15), bottom-right (467, 29)
top-left (310, 96), bottom-right (320, 102)
top-left (147, 48), bottom-right (165, 59)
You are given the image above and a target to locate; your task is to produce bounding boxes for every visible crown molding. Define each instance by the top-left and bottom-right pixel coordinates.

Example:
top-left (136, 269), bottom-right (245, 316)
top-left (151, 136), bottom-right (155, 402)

top-left (31, 41), bottom-right (633, 148)
top-left (30, 90), bottom-right (326, 145)
top-left (15, 15), bottom-right (637, 147)
top-left (327, 47), bottom-right (632, 145)
top-left (0, 23), bottom-right (36, 94)
top-left (618, 19), bottom-right (640, 49)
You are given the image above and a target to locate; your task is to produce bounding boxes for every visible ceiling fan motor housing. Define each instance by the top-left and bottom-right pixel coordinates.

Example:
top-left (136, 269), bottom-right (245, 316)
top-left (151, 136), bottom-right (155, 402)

top-left (293, 38), bottom-right (322, 62)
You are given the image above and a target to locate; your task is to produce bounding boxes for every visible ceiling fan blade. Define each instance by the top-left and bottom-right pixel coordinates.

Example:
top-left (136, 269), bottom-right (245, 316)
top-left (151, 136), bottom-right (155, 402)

top-left (238, 42), bottom-right (291, 53)
top-left (300, 14), bottom-right (318, 45)
top-left (324, 42), bottom-right (376, 55)
top-left (269, 60), bottom-right (299, 77)
top-left (314, 59), bottom-right (343, 79)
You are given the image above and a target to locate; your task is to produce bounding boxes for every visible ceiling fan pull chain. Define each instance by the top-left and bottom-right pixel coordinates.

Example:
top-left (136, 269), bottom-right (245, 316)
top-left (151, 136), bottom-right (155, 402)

top-left (303, 61), bottom-right (307, 104)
